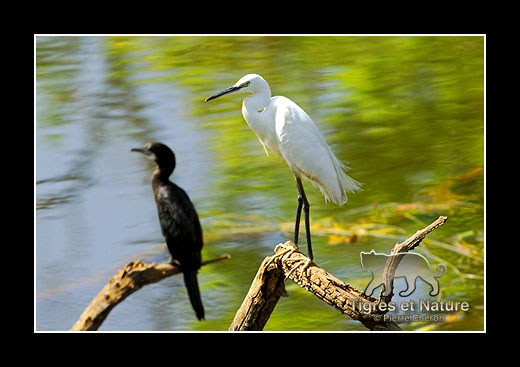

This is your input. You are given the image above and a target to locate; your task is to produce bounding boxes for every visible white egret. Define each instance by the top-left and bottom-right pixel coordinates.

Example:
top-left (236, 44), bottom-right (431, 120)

top-left (205, 74), bottom-right (362, 260)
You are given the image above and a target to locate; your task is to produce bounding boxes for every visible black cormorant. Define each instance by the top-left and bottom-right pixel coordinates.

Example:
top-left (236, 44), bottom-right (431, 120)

top-left (131, 142), bottom-right (204, 320)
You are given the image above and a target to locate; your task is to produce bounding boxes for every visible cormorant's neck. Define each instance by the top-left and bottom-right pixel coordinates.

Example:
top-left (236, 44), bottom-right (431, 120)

top-left (152, 165), bottom-right (174, 185)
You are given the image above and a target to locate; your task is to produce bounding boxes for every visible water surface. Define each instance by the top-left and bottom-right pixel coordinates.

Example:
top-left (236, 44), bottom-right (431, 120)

top-left (36, 35), bottom-right (484, 331)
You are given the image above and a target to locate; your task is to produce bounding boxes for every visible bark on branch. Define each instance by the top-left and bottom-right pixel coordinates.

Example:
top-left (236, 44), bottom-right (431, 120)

top-left (380, 215), bottom-right (448, 303)
top-left (228, 256), bottom-right (287, 331)
top-left (230, 216), bottom-right (448, 331)
top-left (71, 254), bottom-right (231, 331)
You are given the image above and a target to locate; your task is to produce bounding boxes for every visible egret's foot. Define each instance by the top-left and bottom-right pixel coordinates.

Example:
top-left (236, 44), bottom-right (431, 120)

top-left (286, 257), bottom-right (314, 279)
top-left (265, 243), bottom-right (298, 269)
top-left (300, 258), bottom-right (314, 277)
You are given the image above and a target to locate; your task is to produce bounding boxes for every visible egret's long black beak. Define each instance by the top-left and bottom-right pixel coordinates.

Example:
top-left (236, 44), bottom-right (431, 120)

top-left (205, 85), bottom-right (241, 102)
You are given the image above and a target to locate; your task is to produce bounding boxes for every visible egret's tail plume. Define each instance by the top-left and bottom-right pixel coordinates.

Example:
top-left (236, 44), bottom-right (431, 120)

top-left (322, 154), bottom-right (363, 205)
top-left (342, 170), bottom-right (364, 194)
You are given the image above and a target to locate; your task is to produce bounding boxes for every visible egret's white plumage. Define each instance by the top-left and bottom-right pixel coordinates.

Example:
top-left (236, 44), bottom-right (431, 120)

top-left (206, 73), bottom-right (361, 259)
top-left (212, 73), bottom-right (361, 204)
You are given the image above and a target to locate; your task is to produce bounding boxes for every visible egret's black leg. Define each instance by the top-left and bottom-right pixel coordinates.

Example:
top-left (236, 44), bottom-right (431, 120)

top-left (294, 187), bottom-right (303, 246)
top-left (296, 178), bottom-right (313, 260)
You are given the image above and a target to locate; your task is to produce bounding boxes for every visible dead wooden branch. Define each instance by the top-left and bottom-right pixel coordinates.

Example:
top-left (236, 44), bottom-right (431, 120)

top-left (380, 216), bottom-right (448, 303)
top-left (275, 243), bottom-right (402, 331)
top-left (71, 254), bottom-right (231, 331)
top-left (230, 242), bottom-right (400, 331)
top-left (230, 216), bottom-right (448, 331)
top-left (229, 256), bottom-right (287, 331)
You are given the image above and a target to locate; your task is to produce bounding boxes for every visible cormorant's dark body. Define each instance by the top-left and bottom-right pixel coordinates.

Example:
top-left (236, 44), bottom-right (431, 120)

top-left (132, 142), bottom-right (204, 320)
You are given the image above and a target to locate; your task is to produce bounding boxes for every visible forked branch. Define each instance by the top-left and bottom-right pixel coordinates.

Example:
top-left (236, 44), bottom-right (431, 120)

top-left (230, 216), bottom-right (448, 331)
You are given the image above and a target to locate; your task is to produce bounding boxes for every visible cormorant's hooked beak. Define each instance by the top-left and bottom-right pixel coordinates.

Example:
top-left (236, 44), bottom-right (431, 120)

top-left (205, 85), bottom-right (241, 102)
top-left (131, 146), bottom-right (152, 156)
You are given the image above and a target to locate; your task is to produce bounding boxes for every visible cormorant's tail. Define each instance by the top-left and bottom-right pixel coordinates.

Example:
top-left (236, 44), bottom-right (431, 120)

top-left (183, 271), bottom-right (205, 321)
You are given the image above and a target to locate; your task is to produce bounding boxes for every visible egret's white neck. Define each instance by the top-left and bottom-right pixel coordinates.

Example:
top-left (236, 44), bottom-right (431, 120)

top-left (242, 88), bottom-right (272, 131)
top-left (243, 83), bottom-right (271, 113)
top-left (241, 84), bottom-right (282, 157)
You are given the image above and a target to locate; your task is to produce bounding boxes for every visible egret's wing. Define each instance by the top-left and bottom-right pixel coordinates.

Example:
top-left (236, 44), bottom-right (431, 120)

top-left (273, 96), bottom-right (361, 205)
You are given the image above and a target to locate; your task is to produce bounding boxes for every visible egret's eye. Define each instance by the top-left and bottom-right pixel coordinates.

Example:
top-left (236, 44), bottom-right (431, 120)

top-left (241, 81), bottom-right (250, 88)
